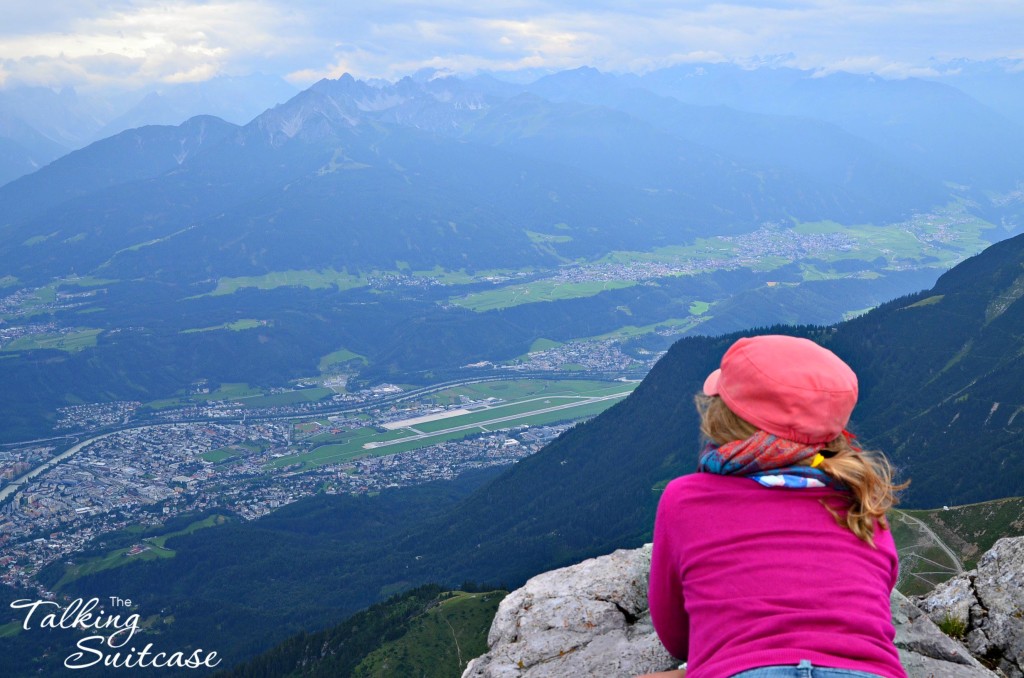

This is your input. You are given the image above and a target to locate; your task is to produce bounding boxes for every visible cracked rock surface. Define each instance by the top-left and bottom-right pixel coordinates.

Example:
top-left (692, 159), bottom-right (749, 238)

top-left (892, 589), bottom-right (996, 677)
top-left (466, 543), bottom-right (1006, 678)
top-left (462, 545), bottom-right (677, 677)
top-left (918, 537), bottom-right (1024, 678)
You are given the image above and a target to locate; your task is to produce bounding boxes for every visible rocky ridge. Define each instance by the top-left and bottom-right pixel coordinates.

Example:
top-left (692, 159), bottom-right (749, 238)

top-left (465, 538), bottom-right (1024, 677)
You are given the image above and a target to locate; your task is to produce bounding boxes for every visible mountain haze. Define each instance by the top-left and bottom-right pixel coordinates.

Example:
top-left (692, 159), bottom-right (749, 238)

top-left (0, 64), bottom-right (1021, 440)
top-left (0, 76), bottom-right (297, 187)
top-left (4, 65), bottom-right (1019, 285)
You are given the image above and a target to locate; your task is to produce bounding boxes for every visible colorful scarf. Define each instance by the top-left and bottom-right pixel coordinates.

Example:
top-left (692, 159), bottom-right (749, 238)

top-left (698, 430), bottom-right (846, 490)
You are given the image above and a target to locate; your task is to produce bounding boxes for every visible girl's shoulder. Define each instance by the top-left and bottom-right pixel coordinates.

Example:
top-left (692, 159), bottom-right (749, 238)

top-left (662, 473), bottom-right (846, 512)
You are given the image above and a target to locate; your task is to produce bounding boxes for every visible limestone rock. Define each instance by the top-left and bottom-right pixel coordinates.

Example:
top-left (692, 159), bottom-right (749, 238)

top-left (462, 545), bottom-right (677, 677)
top-left (465, 544), bottom-right (1001, 678)
top-left (897, 651), bottom-right (998, 678)
top-left (919, 537), bottom-right (1024, 678)
top-left (917, 574), bottom-right (978, 628)
top-left (892, 589), bottom-right (995, 676)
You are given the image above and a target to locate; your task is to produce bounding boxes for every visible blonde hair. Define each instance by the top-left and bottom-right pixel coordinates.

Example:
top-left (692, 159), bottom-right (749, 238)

top-left (696, 394), bottom-right (906, 546)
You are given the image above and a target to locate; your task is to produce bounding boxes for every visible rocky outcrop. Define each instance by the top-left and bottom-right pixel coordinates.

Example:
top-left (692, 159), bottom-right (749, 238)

top-left (916, 537), bottom-right (1024, 678)
top-left (462, 545), bottom-right (676, 677)
top-left (891, 589), bottom-right (996, 677)
top-left (464, 541), bottom-right (1017, 678)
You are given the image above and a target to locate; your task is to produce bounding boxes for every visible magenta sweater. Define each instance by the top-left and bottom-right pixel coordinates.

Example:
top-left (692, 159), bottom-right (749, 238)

top-left (649, 474), bottom-right (907, 678)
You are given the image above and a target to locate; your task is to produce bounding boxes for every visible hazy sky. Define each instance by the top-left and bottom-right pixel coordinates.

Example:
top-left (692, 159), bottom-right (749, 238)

top-left (1, 0), bottom-right (1022, 91)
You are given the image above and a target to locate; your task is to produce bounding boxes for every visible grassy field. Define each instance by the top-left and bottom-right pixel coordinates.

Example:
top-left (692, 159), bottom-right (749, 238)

top-left (53, 515), bottom-right (229, 590)
top-left (903, 497), bottom-right (1024, 569)
top-left (891, 496), bottom-right (1024, 595)
top-left (424, 379), bottom-right (632, 406)
top-left (905, 294), bottom-right (945, 309)
top-left (295, 420), bottom-right (328, 435)
top-left (204, 382), bottom-right (262, 400)
top-left (0, 621), bottom-right (22, 637)
top-left (411, 394), bottom-right (613, 433)
top-left (689, 300), bottom-right (710, 315)
top-left (791, 210), bottom-right (994, 267)
top-left (197, 268), bottom-right (367, 297)
top-left (59, 275), bottom-right (117, 287)
top-left (270, 380), bottom-right (635, 470)
top-left (198, 265), bottom-right (534, 298)
top-left (450, 279), bottom-right (637, 311)
top-left (891, 511), bottom-right (964, 596)
top-left (55, 541), bottom-right (175, 583)
top-left (305, 425), bottom-right (416, 447)
top-left (180, 318), bottom-right (266, 334)
top-left (145, 381), bottom-right (332, 410)
top-left (3, 328), bottom-right (102, 353)
top-left (201, 448), bottom-right (239, 463)
top-left (526, 229), bottom-right (573, 244)
top-left (285, 427), bottom-right (496, 469)
top-left (453, 205), bottom-right (995, 315)
top-left (353, 590), bottom-right (506, 678)
top-left (145, 514), bottom-right (229, 548)
top-left (319, 347), bottom-right (368, 372)
top-left (233, 387), bottom-right (334, 409)
top-left (22, 233), bottom-right (55, 246)
top-left (587, 317), bottom-right (699, 342)
top-left (410, 266), bottom-right (531, 285)
top-left (200, 443), bottom-right (264, 463)
top-left (107, 226), bottom-right (196, 257)
top-left (526, 338), bottom-right (563, 353)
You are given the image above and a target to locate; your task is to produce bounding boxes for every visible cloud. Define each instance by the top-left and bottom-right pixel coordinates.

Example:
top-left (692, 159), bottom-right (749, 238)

top-left (2, 0), bottom-right (1024, 92)
top-left (281, 1), bottom-right (1024, 84)
top-left (0, 0), bottom-right (306, 90)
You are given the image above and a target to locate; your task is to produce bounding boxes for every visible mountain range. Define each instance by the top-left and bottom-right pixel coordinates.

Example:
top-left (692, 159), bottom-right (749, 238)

top-left (4, 63), bottom-right (1023, 284)
top-left (5, 63), bottom-right (1021, 440)
top-left (0, 75), bottom-right (297, 187)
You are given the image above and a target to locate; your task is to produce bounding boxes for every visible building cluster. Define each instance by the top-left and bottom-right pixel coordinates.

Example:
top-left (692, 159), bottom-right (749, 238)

top-left (505, 340), bottom-right (645, 373)
top-left (367, 272), bottom-right (442, 289)
top-left (898, 210), bottom-right (976, 247)
top-left (0, 402), bottom-right (575, 596)
top-left (136, 384), bottom-right (406, 427)
top-left (0, 445), bottom-right (57, 482)
top-left (717, 222), bottom-right (856, 263)
top-left (0, 285), bottom-right (101, 322)
top-left (0, 321), bottom-right (62, 348)
top-left (55, 401), bottom-right (141, 431)
top-left (0, 421), bottom-right (280, 589)
top-left (552, 261), bottom-right (690, 283)
top-left (329, 426), bottom-right (569, 493)
top-left (292, 414), bottom-right (365, 441)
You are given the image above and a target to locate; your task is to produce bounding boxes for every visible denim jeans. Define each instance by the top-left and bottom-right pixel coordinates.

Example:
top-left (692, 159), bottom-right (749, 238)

top-left (732, 659), bottom-right (884, 678)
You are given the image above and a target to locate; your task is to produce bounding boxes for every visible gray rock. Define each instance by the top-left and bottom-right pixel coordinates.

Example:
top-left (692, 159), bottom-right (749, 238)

top-left (919, 536), bottom-right (1024, 678)
top-left (466, 546), bottom-right (1001, 678)
top-left (898, 651), bottom-right (998, 678)
top-left (917, 574), bottom-right (978, 628)
top-left (892, 589), bottom-right (995, 675)
top-left (462, 545), bottom-right (677, 677)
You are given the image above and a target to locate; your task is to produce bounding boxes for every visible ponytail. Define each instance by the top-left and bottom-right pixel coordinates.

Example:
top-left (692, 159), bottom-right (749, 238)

top-left (817, 435), bottom-right (907, 546)
top-left (695, 394), bottom-right (906, 546)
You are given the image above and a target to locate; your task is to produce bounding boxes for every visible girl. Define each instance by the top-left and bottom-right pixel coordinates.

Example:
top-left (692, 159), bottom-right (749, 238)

top-left (645, 335), bottom-right (907, 678)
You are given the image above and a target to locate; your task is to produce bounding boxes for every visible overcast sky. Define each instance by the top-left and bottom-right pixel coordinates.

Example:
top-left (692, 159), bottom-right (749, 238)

top-left (1, 0), bottom-right (1022, 92)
